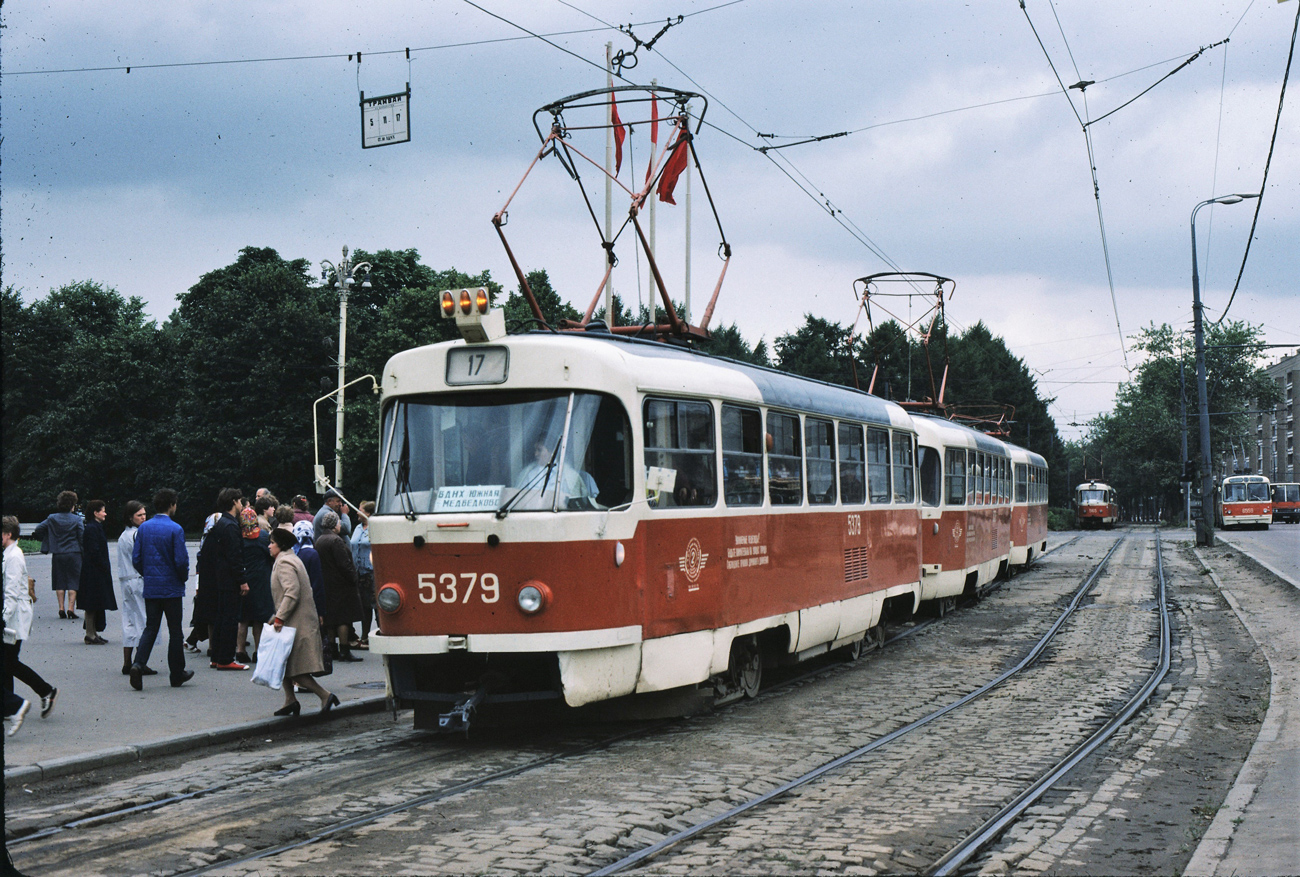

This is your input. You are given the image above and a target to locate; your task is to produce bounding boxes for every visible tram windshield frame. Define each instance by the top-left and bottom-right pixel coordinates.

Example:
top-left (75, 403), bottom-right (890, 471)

top-left (377, 390), bottom-right (634, 515)
top-left (1077, 489), bottom-right (1108, 504)
top-left (1222, 480), bottom-right (1269, 503)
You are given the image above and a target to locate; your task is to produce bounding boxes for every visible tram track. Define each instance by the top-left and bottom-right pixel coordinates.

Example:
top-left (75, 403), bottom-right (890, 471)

top-left (7, 535), bottom-right (1111, 876)
top-left (588, 532), bottom-right (1130, 875)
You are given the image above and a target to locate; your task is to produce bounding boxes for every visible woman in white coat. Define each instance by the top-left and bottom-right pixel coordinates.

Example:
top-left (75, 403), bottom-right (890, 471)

top-left (117, 501), bottom-right (150, 676)
top-left (4, 516), bottom-right (57, 736)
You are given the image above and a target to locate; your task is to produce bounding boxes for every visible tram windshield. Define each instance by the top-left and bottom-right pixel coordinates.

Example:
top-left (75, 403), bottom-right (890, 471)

top-left (377, 391), bottom-right (633, 515)
top-left (1273, 484), bottom-right (1299, 503)
top-left (1078, 489), bottom-right (1108, 504)
top-left (1223, 481), bottom-right (1269, 502)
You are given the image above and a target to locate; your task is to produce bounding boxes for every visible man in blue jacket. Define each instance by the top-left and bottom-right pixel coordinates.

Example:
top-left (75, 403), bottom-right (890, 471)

top-left (130, 489), bottom-right (193, 690)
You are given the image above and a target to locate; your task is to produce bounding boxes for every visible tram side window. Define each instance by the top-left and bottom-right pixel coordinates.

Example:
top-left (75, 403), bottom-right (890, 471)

top-left (918, 445), bottom-right (942, 507)
top-left (1015, 463), bottom-right (1028, 503)
top-left (767, 412), bottom-right (803, 505)
top-left (722, 404), bottom-right (764, 506)
top-left (867, 427), bottom-right (891, 504)
top-left (644, 398), bottom-right (717, 509)
top-left (838, 423), bottom-right (866, 505)
top-left (805, 418), bottom-right (837, 504)
top-left (945, 448), bottom-right (966, 505)
top-left (1001, 458), bottom-right (1010, 502)
top-left (892, 432), bottom-right (915, 504)
top-left (968, 453), bottom-right (979, 506)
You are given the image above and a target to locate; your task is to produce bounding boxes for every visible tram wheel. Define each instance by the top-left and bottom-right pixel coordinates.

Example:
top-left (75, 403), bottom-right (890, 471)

top-left (729, 639), bottom-right (762, 699)
top-left (843, 637), bottom-right (864, 662)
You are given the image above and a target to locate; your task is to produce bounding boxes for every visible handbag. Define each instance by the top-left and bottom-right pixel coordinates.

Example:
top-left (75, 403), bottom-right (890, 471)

top-left (250, 623), bottom-right (296, 690)
top-left (312, 628), bottom-right (333, 677)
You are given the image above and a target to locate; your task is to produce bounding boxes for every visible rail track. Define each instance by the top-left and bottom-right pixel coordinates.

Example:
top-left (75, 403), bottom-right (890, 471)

top-left (7, 534), bottom-right (1146, 877)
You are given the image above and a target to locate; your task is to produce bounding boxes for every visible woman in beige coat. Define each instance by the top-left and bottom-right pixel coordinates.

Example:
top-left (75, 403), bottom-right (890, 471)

top-left (269, 527), bottom-right (339, 716)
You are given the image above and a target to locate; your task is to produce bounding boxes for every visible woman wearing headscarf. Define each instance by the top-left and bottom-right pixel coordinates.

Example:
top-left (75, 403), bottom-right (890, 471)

top-left (236, 506), bottom-right (275, 663)
top-left (32, 490), bottom-right (84, 620)
top-left (267, 527), bottom-right (337, 716)
top-left (116, 501), bottom-right (149, 675)
top-left (315, 510), bottom-right (363, 663)
top-left (77, 500), bottom-right (117, 645)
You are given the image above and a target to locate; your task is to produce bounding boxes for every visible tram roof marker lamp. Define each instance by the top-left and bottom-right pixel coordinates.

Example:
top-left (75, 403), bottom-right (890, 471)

top-left (440, 287), bottom-right (506, 343)
top-left (491, 85), bottom-right (731, 343)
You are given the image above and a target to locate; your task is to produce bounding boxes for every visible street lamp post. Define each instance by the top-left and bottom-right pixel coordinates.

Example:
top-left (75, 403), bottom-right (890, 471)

top-left (1190, 193), bottom-right (1258, 546)
top-left (320, 246), bottom-right (372, 492)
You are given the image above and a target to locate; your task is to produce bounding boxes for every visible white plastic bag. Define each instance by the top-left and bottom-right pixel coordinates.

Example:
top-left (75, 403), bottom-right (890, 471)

top-left (250, 623), bottom-right (296, 690)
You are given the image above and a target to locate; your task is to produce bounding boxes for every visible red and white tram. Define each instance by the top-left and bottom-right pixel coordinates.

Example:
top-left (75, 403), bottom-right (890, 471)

top-left (1217, 475), bottom-right (1272, 530)
top-left (369, 325), bottom-right (925, 729)
top-left (1074, 481), bottom-right (1118, 529)
top-left (913, 415), bottom-right (1013, 614)
top-left (1008, 443), bottom-right (1049, 566)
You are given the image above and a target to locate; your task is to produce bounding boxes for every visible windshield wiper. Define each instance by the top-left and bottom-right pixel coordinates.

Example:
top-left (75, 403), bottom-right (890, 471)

top-left (496, 436), bottom-right (564, 520)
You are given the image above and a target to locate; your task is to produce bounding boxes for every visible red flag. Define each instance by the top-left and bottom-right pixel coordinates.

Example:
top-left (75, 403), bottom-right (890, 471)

top-left (610, 93), bottom-right (626, 176)
top-left (645, 97), bottom-right (659, 185)
top-left (657, 129), bottom-right (690, 205)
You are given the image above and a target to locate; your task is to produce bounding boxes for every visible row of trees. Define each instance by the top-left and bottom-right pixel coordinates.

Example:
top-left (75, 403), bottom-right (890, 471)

top-left (4, 245), bottom-right (1069, 530)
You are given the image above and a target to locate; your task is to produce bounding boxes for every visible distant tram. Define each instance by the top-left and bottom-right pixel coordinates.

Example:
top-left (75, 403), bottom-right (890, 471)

top-left (1074, 481), bottom-right (1118, 529)
top-left (1270, 482), bottom-right (1300, 524)
top-left (1217, 475), bottom-right (1272, 530)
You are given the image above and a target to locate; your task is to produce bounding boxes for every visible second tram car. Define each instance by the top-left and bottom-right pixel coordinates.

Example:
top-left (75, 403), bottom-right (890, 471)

top-left (1217, 474), bottom-right (1272, 529)
top-left (1074, 481), bottom-right (1118, 529)
top-left (1270, 482), bottom-right (1300, 524)
top-left (913, 415), bottom-right (1013, 615)
top-left (369, 327), bottom-right (927, 728)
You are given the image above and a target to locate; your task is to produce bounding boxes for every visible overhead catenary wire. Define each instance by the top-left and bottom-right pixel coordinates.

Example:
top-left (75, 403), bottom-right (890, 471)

top-left (1213, 0), bottom-right (1298, 327)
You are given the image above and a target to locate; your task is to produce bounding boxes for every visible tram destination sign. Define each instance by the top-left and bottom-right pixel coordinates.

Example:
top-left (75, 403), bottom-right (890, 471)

top-left (360, 85), bottom-right (410, 149)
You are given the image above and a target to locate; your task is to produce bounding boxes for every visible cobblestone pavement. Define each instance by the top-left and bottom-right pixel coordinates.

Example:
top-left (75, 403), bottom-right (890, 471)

top-left (213, 533), bottom-right (1132, 875)
top-left (7, 530), bottom-right (1268, 876)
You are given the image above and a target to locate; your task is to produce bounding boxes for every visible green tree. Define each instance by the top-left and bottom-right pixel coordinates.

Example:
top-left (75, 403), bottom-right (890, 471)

top-left (1083, 321), bottom-right (1279, 519)
top-left (166, 247), bottom-right (333, 526)
top-left (2, 282), bottom-right (175, 526)
top-left (699, 322), bottom-right (769, 366)
top-left (503, 269), bottom-right (580, 329)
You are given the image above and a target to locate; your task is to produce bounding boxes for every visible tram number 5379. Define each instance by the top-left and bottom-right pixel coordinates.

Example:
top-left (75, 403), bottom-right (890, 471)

top-left (418, 573), bottom-right (501, 604)
top-left (846, 514), bottom-right (861, 537)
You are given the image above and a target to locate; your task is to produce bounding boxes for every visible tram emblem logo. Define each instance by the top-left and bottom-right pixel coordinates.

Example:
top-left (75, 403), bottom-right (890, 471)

top-left (951, 525), bottom-right (963, 546)
top-left (679, 538), bottom-right (709, 587)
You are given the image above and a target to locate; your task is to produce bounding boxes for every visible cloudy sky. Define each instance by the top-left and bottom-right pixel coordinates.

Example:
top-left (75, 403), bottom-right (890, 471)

top-left (3, 1), bottom-right (1297, 440)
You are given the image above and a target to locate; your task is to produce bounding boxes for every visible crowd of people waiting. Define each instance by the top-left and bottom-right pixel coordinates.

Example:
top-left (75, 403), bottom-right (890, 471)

top-left (3, 486), bottom-right (376, 736)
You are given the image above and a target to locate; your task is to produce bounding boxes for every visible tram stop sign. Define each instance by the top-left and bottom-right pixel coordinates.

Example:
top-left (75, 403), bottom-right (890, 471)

top-left (360, 85), bottom-right (410, 148)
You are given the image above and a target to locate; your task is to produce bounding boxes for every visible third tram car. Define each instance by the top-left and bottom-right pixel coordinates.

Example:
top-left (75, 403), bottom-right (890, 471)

top-left (1074, 481), bottom-right (1118, 529)
top-left (1217, 474), bottom-right (1272, 529)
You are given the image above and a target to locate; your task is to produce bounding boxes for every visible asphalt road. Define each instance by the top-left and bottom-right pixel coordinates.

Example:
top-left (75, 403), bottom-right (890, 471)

top-left (1216, 522), bottom-right (1300, 587)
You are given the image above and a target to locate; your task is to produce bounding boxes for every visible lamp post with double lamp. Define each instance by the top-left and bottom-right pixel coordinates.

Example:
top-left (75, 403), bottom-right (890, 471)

top-left (1190, 193), bottom-right (1259, 546)
top-left (320, 246), bottom-right (372, 491)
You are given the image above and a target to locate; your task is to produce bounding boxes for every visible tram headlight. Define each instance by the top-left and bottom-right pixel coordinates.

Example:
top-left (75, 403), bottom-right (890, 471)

top-left (516, 581), bottom-right (551, 615)
top-left (475, 288), bottom-right (489, 314)
top-left (440, 291), bottom-right (456, 318)
top-left (459, 289), bottom-right (473, 315)
top-left (377, 584), bottom-right (404, 613)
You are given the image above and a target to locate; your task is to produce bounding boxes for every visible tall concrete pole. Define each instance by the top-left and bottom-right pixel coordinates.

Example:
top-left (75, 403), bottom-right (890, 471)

top-left (605, 44), bottom-right (614, 327)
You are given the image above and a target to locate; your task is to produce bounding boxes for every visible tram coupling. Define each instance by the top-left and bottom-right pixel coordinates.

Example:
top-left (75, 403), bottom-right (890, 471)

top-left (437, 680), bottom-right (497, 736)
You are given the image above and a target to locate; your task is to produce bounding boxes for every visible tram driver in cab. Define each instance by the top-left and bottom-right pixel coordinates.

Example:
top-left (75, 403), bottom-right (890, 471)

top-left (513, 436), bottom-right (599, 509)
